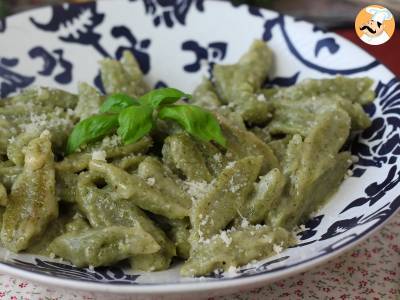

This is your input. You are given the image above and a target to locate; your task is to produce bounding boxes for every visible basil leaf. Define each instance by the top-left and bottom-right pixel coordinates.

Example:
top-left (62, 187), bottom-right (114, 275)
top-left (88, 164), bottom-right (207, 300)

top-left (158, 105), bottom-right (226, 147)
top-left (117, 104), bottom-right (154, 145)
top-left (100, 93), bottom-right (139, 114)
top-left (139, 88), bottom-right (191, 109)
top-left (66, 114), bottom-right (119, 154)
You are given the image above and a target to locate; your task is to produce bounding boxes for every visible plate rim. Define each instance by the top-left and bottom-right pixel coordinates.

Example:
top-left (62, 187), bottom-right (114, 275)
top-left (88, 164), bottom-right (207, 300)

top-left (0, 0), bottom-right (399, 294)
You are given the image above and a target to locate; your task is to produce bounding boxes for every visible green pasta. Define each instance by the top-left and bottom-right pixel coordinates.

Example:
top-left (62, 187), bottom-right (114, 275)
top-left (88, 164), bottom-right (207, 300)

top-left (181, 225), bottom-right (293, 277)
top-left (0, 41), bottom-right (374, 277)
top-left (213, 40), bottom-right (274, 124)
top-left (50, 225), bottom-right (160, 267)
top-left (190, 156), bottom-right (263, 245)
top-left (1, 131), bottom-right (58, 252)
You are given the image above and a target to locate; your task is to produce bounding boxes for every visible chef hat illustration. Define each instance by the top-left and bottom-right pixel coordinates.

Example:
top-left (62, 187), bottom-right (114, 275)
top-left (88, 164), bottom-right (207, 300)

top-left (365, 7), bottom-right (393, 24)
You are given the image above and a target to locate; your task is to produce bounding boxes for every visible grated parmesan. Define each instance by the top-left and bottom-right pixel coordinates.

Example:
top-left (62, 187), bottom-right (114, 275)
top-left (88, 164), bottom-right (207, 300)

top-left (183, 180), bottom-right (210, 201)
top-left (146, 177), bottom-right (156, 186)
top-left (91, 150), bottom-right (107, 161)
top-left (256, 93), bottom-right (266, 102)
top-left (219, 231), bottom-right (232, 247)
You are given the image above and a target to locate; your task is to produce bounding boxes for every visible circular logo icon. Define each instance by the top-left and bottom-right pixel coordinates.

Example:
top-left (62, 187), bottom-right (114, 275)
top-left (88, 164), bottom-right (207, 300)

top-left (355, 5), bottom-right (395, 45)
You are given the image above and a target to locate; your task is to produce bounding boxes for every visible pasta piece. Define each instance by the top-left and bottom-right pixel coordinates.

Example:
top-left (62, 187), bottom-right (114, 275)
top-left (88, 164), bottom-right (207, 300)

top-left (196, 141), bottom-right (229, 177)
top-left (213, 40), bottom-right (274, 123)
top-left (56, 171), bottom-right (78, 203)
top-left (0, 165), bottom-right (22, 191)
top-left (49, 225), bottom-right (160, 267)
top-left (181, 225), bottom-right (293, 276)
top-left (167, 218), bottom-right (191, 259)
top-left (162, 133), bottom-right (213, 182)
top-left (267, 76), bottom-right (375, 105)
top-left (26, 209), bottom-right (76, 255)
top-left (190, 156), bottom-right (263, 245)
top-left (88, 160), bottom-right (189, 219)
top-left (8, 87), bottom-right (78, 109)
top-left (298, 151), bottom-right (352, 223)
top-left (74, 83), bottom-right (104, 120)
top-left (268, 109), bottom-right (351, 228)
top-left (7, 132), bottom-right (40, 166)
top-left (217, 115), bottom-right (279, 174)
top-left (111, 154), bottom-right (146, 173)
top-left (120, 50), bottom-right (150, 96)
top-left (237, 168), bottom-right (285, 225)
top-left (76, 174), bottom-right (175, 271)
top-left (100, 51), bottom-right (149, 98)
top-left (268, 94), bottom-right (371, 135)
top-left (137, 157), bottom-right (191, 210)
top-left (0, 183), bottom-right (7, 206)
top-left (150, 215), bottom-right (191, 259)
top-left (191, 77), bottom-right (222, 109)
top-left (56, 135), bottom-right (152, 173)
top-left (0, 118), bottom-right (16, 155)
top-left (267, 136), bottom-right (292, 163)
top-left (65, 213), bottom-right (91, 233)
top-left (250, 126), bottom-right (272, 144)
top-left (1, 131), bottom-right (58, 252)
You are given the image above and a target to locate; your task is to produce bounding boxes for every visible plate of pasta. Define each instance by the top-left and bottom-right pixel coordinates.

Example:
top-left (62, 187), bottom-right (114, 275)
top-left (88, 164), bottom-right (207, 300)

top-left (0, 0), bottom-right (399, 298)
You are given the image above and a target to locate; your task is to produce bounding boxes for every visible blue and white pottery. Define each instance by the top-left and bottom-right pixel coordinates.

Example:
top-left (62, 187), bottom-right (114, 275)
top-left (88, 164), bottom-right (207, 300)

top-left (0, 0), bottom-right (399, 298)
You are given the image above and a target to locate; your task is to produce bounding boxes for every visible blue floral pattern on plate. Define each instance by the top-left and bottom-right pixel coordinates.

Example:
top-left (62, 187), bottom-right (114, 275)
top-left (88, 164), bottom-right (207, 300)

top-left (0, 0), bottom-right (399, 290)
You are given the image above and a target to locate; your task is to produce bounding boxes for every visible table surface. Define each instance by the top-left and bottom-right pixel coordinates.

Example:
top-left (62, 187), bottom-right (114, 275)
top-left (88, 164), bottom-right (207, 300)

top-left (1, 3), bottom-right (399, 299)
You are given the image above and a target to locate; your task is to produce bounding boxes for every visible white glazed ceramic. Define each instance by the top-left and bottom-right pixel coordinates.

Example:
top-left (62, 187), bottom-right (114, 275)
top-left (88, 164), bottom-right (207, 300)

top-left (0, 0), bottom-right (399, 298)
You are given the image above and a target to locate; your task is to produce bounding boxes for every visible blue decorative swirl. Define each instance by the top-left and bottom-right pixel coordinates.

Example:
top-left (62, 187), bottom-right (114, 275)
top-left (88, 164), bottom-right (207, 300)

top-left (182, 40), bottom-right (227, 74)
top-left (29, 47), bottom-right (57, 76)
top-left (314, 37), bottom-right (339, 57)
top-left (138, 0), bottom-right (204, 28)
top-left (0, 18), bottom-right (6, 33)
top-left (111, 26), bottom-right (151, 74)
top-left (30, 2), bottom-right (109, 57)
top-left (0, 57), bottom-right (35, 98)
top-left (262, 15), bottom-right (380, 75)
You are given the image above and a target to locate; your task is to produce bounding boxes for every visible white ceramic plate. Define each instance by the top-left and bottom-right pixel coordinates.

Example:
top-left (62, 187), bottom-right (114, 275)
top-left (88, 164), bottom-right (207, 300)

top-left (0, 0), bottom-right (399, 298)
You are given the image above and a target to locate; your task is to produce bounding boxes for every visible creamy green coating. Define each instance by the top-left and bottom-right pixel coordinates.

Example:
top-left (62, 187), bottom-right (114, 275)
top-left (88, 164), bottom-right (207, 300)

top-left (217, 115), bottom-right (279, 175)
top-left (56, 171), bottom-right (78, 203)
top-left (74, 82), bottom-right (104, 120)
top-left (1, 132), bottom-right (58, 252)
top-left (0, 165), bottom-right (22, 191)
top-left (137, 157), bottom-right (191, 210)
top-left (162, 133), bottom-right (213, 182)
top-left (8, 87), bottom-right (78, 109)
top-left (213, 40), bottom-right (274, 124)
top-left (268, 109), bottom-right (351, 228)
top-left (88, 160), bottom-right (188, 219)
top-left (56, 136), bottom-right (152, 173)
top-left (75, 172), bottom-right (175, 271)
top-left (49, 225), bottom-right (160, 267)
top-left (100, 51), bottom-right (149, 98)
top-left (264, 76), bottom-right (375, 105)
top-left (0, 183), bottom-right (7, 206)
top-left (238, 168), bottom-right (285, 224)
top-left (190, 156), bottom-right (263, 245)
top-left (181, 225), bottom-right (293, 276)
top-left (0, 43), bottom-right (375, 277)
top-left (268, 94), bottom-right (371, 136)
top-left (191, 77), bottom-right (222, 109)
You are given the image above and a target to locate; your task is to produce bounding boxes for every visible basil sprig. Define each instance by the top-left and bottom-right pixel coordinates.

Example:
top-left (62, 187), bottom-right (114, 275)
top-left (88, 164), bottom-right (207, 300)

top-left (66, 88), bottom-right (226, 154)
top-left (159, 105), bottom-right (226, 147)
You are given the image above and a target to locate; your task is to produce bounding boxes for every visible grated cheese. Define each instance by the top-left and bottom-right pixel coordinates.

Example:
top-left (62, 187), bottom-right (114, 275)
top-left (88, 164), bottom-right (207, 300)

top-left (219, 231), bottom-right (232, 247)
top-left (256, 93), bottom-right (266, 102)
top-left (91, 150), bottom-right (107, 161)
top-left (183, 180), bottom-right (210, 201)
top-left (146, 177), bottom-right (156, 186)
